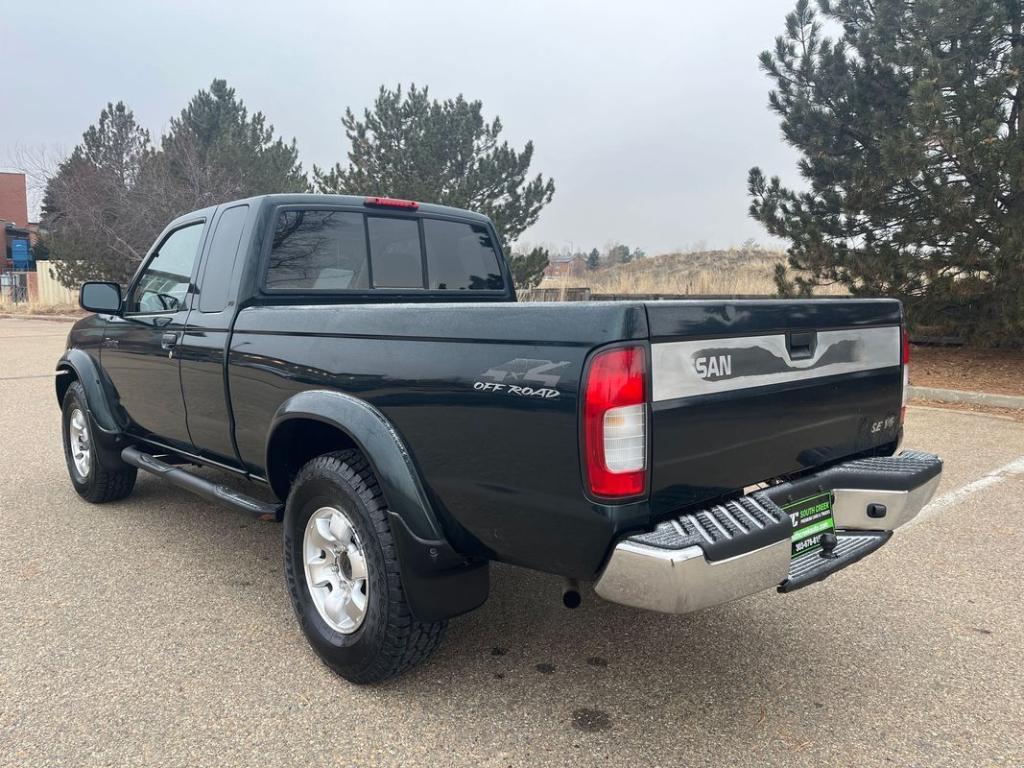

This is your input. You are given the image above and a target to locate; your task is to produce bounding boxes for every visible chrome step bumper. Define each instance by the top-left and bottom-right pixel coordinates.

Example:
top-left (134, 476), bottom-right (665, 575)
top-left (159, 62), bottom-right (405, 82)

top-left (594, 450), bottom-right (942, 614)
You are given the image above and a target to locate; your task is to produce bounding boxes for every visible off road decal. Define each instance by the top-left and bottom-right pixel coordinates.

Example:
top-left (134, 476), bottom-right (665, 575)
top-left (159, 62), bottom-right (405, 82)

top-left (474, 358), bottom-right (569, 398)
top-left (473, 381), bottom-right (560, 398)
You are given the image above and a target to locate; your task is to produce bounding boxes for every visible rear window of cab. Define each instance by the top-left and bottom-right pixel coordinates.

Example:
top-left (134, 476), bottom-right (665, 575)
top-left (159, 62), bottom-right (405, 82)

top-left (264, 208), bottom-right (504, 292)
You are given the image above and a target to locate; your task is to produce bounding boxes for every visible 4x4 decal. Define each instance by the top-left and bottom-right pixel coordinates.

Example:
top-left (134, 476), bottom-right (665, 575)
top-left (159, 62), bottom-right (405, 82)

top-left (474, 358), bottom-right (570, 398)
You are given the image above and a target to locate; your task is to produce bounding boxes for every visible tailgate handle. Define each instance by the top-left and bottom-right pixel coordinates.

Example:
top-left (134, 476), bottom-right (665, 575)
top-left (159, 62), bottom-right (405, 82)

top-left (786, 331), bottom-right (817, 360)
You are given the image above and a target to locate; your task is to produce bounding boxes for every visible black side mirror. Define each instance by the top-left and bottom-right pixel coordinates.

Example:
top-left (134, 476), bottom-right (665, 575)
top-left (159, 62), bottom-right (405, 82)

top-left (80, 282), bottom-right (122, 315)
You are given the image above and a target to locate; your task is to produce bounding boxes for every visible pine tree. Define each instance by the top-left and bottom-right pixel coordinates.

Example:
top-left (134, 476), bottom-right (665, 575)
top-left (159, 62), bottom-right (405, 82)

top-left (587, 248), bottom-right (600, 269)
top-left (156, 79), bottom-right (306, 216)
top-left (43, 82), bottom-right (306, 287)
top-left (42, 102), bottom-right (159, 285)
top-left (748, 0), bottom-right (1024, 344)
top-left (609, 244), bottom-right (632, 264)
top-left (508, 247), bottom-right (550, 289)
top-left (314, 84), bottom-right (555, 246)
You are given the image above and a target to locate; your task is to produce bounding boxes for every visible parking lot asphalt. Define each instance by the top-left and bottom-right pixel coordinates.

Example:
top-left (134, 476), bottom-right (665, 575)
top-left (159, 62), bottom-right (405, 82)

top-left (1, 317), bottom-right (1022, 767)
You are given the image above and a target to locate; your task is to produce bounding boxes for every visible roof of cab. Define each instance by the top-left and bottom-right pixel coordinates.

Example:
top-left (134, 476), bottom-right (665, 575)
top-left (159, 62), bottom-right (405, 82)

top-left (235, 193), bottom-right (493, 224)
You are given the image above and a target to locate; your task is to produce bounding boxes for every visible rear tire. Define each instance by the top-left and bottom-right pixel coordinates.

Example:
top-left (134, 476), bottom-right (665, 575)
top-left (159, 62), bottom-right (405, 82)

top-left (61, 381), bottom-right (136, 503)
top-left (283, 450), bottom-right (446, 684)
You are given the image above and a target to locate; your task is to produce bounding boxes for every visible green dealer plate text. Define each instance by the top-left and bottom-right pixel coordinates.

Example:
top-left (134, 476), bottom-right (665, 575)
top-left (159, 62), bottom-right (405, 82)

top-left (783, 491), bottom-right (836, 559)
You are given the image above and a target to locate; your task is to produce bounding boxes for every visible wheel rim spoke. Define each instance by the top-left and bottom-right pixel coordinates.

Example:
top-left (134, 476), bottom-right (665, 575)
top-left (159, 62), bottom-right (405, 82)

top-left (306, 559), bottom-right (335, 588)
top-left (323, 589), bottom-right (347, 625)
top-left (328, 513), bottom-right (353, 545)
top-left (308, 521), bottom-right (333, 553)
top-left (347, 548), bottom-right (368, 581)
top-left (314, 516), bottom-right (336, 545)
top-left (350, 585), bottom-right (367, 612)
top-left (342, 592), bottom-right (364, 623)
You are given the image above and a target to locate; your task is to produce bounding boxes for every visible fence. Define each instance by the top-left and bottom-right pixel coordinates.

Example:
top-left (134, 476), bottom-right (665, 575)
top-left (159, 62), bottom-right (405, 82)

top-left (34, 262), bottom-right (76, 305)
top-left (518, 287), bottom-right (817, 302)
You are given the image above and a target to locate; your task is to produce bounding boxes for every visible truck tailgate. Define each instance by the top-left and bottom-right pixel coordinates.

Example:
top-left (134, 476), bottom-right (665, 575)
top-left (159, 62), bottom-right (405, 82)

top-left (644, 299), bottom-right (904, 515)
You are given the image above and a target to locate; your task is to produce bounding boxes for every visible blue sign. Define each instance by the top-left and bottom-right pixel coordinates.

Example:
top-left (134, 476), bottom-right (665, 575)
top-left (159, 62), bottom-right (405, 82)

top-left (11, 238), bottom-right (30, 267)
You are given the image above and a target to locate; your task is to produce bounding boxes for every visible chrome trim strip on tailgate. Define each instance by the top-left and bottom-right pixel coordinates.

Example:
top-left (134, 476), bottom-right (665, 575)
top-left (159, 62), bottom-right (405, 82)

top-left (651, 326), bottom-right (900, 402)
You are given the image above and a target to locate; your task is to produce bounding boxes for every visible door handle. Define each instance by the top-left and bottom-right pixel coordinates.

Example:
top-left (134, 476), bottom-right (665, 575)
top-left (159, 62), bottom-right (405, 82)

top-left (160, 331), bottom-right (180, 351)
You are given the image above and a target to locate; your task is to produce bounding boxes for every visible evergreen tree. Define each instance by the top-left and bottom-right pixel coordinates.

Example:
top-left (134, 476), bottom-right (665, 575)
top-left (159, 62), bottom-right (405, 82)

top-left (587, 248), bottom-right (600, 269)
top-left (156, 79), bottom-right (306, 216)
top-left (314, 84), bottom-right (555, 246)
top-left (749, 0), bottom-right (1024, 344)
top-left (508, 246), bottom-right (550, 289)
top-left (42, 81), bottom-right (306, 287)
top-left (42, 102), bottom-right (159, 285)
top-left (609, 244), bottom-right (633, 264)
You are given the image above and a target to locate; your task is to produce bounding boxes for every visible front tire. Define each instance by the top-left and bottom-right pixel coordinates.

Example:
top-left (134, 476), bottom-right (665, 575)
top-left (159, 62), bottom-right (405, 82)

top-left (283, 450), bottom-right (446, 684)
top-left (61, 381), bottom-right (137, 503)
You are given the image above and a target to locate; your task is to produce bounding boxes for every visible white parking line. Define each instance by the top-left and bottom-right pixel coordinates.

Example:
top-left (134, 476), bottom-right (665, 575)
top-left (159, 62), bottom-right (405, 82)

top-left (904, 456), bottom-right (1024, 530)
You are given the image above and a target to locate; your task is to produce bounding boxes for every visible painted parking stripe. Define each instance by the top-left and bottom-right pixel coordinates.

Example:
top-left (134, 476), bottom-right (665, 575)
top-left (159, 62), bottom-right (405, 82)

top-left (904, 456), bottom-right (1024, 530)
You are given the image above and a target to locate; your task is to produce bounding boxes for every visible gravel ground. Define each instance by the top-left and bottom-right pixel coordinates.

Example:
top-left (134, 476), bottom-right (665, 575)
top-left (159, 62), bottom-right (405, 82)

top-left (1, 318), bottom-right (1023, 767)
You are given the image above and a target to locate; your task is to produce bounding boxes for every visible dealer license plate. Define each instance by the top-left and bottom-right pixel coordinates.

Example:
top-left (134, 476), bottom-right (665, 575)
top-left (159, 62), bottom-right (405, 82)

top-left (783, 491), bottom-right (836, 559)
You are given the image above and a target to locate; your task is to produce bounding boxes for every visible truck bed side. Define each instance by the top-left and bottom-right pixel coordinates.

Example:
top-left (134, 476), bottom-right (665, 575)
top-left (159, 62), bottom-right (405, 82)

top-left (228, 302), bottom-right (648, 576)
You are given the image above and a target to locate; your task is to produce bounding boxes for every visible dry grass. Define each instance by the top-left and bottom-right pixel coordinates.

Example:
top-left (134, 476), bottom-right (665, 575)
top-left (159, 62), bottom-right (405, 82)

top-left (0, 299), bottom-right (82, 317)
top-left (541, 249), bottom-right (848, 296)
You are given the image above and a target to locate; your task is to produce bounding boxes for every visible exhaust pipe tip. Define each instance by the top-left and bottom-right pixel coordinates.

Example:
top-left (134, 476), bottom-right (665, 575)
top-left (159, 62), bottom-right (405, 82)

top-left (562, 579), bottom-right (581, 609)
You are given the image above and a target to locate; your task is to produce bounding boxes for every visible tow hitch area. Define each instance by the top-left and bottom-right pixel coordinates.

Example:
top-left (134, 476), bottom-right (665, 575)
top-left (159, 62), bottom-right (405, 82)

top-left (778, 530), bottom-right (890, 593)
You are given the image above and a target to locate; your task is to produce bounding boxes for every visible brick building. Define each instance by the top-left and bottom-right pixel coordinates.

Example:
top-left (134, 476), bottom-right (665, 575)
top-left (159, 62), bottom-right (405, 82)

top-left (1, 172), bottom-right (34, 270)
top-left (543, 254), bottom-right (587, 278)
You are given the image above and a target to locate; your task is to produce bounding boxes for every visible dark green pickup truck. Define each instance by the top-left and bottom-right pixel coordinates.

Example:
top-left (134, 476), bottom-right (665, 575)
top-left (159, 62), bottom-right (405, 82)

top-left (56, 194), bottom-right (942, 682)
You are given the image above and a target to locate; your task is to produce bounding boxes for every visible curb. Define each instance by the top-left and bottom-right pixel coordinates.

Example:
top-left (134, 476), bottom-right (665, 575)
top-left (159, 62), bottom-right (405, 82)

top-left (908, 385), bottom-right (1024, 410)
top-left (0, 313), bottom-right (80, 323)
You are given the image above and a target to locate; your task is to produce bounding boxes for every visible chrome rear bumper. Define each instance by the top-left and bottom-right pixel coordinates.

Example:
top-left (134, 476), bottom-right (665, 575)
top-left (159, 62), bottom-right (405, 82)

top-left (595, 539), bottom-right (791, 614)
top-left (594, 450), bottom-right (942, 614)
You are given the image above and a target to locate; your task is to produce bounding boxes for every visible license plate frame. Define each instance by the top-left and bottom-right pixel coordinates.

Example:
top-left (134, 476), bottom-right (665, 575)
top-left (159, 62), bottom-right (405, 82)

top-left (783, 491), bottom-right (837, 559)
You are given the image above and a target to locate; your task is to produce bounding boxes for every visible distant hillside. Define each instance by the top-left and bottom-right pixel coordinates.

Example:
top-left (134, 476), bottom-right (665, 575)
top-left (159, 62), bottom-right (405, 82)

top-left (540, 248), bottom-right (846, 296)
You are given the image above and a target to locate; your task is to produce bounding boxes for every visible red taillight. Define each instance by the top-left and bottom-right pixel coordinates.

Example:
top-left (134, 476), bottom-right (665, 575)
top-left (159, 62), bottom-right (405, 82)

top-left (364, 196), bottom-right (419, 210)
top-left (583, 346), bottom-right (648, 499)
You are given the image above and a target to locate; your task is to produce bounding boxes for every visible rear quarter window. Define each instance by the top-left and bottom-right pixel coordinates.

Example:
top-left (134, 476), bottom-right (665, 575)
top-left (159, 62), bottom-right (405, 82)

top-left (266, 210), bottom-right (369, 291)
top-left (423, 219), bottom-right (504, 290)
top-left (199, 204), bottom-right (248, 312)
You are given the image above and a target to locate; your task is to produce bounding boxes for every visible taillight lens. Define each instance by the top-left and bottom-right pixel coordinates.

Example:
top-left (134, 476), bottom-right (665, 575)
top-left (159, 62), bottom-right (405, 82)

top-left (900, 325), bottom-right (910, 425)
top-left (583, 346), bottom-right (647, 498)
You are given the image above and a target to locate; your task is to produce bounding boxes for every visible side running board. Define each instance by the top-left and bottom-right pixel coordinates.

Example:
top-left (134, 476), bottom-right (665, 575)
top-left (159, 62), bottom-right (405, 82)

top-left (121, 446), bottom-right (283, 521)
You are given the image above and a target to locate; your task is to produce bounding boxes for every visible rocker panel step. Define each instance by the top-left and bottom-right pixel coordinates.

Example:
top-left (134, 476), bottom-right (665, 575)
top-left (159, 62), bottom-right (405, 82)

top-left (121, 446), bottom-right (283, 520)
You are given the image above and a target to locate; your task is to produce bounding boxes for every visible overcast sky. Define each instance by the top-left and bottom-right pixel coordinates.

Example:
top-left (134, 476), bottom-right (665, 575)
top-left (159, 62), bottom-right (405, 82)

top-left (1, 0), bottom-right (804, 254)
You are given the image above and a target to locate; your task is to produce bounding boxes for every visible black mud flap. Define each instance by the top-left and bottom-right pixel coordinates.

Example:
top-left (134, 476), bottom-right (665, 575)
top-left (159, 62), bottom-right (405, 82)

top-left (388, 511), bottom-right (489, 621)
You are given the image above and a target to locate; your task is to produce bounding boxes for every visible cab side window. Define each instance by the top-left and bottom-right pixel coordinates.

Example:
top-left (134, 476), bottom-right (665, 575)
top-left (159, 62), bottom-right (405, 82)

top-left (129, 223), bottom-right (205, 313)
